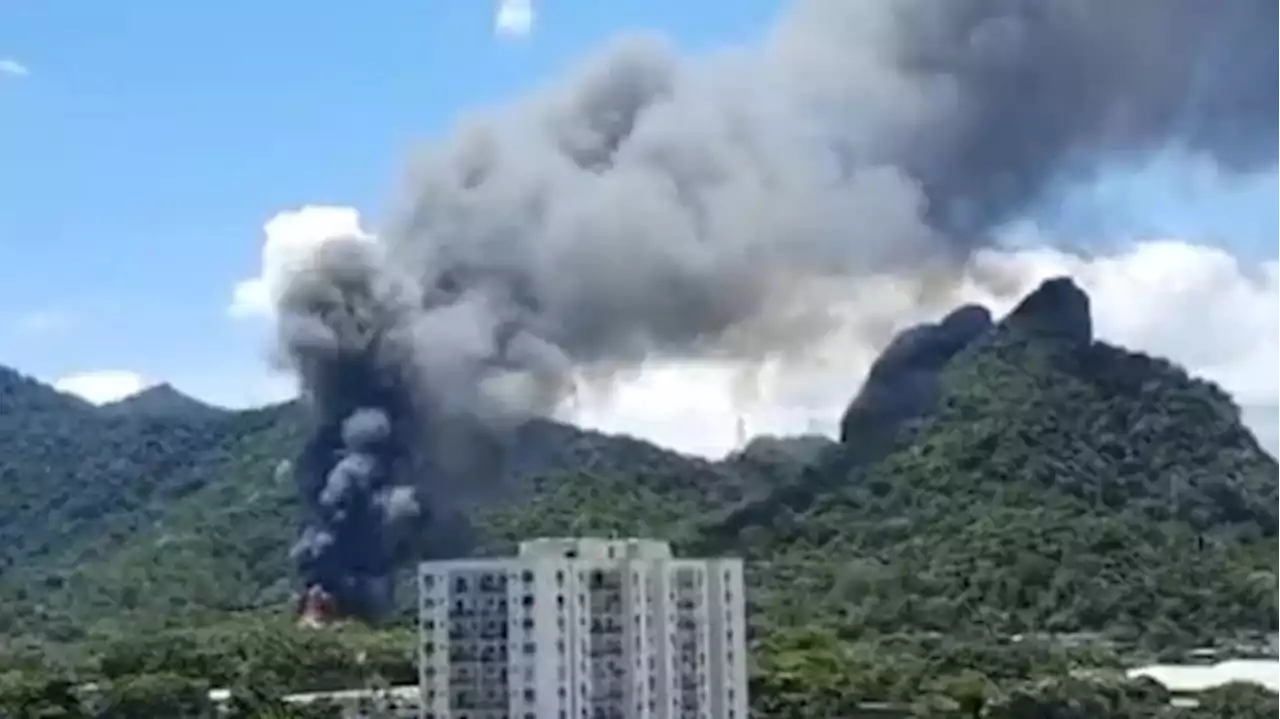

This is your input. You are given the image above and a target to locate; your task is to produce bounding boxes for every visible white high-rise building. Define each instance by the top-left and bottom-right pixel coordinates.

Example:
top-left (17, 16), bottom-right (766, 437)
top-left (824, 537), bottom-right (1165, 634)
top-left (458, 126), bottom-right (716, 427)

top-left (417, 537), bottom-right (748, 719)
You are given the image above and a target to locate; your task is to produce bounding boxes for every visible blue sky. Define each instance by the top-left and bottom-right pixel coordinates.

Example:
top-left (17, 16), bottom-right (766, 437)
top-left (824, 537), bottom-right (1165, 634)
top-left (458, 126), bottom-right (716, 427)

top-left (0, 0), bottom-right (1276, 417)
top-left (0, 0), bottom-right (781, 404)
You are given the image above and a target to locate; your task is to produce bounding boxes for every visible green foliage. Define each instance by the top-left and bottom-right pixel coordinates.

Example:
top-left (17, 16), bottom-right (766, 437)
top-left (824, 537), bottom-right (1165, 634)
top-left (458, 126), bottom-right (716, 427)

top-left (0, 615), bottom-right (413, 717)
top-left (97, 672), bottom-right (212, 718)
top-left (0, 368), bottom-right (777, 631)
top-left (698, 322), bottom-right (1278, 644)
top-left (1183, 682), bottom-right (1280, 718)
top-left (0, 286), bottom-right (1277, 715)
top-left (0, 671), bottom-right (89, 719)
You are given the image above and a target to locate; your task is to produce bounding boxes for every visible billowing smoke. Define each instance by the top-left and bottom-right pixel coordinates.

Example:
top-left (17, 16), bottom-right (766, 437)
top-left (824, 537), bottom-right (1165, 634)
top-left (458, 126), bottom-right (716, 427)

top-left (275, 0), bottom-right (1277, 618)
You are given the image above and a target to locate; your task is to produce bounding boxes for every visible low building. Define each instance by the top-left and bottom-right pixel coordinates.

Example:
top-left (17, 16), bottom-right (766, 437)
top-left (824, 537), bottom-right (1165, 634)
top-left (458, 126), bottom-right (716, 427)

top-left (417, 537), bottom-right (749, 719)
top-left (1127, 658), bottom-right (1280, 695)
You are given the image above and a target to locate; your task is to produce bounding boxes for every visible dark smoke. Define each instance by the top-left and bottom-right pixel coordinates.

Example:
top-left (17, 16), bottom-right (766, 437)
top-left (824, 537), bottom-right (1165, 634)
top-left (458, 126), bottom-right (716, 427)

top-left (838, 276), bottom-right (1096, 453)
top-left (840, 304), bottom-right (994, 451)
top-left (275, 0), bottom-right (1277, 618)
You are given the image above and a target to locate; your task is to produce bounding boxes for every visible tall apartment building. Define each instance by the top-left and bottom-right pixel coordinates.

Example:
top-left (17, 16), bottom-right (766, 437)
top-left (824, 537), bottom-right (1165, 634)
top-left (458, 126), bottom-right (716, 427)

top-left (417, 537), bottom-right (748, 719)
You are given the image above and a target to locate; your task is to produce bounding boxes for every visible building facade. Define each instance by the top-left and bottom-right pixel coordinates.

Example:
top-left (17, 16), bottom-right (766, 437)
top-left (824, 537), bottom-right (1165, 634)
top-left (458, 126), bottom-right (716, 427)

top-left (418, 537), bottom-right (748, 719)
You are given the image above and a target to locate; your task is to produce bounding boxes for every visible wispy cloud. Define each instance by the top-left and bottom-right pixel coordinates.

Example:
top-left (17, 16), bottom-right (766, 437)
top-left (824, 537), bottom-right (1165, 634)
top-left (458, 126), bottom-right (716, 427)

top-left (0, 58), bottom-right (30, 78)
top-left (495, 0), bottom-right (534, 39)
top-left (54, 370), bottom-right (150, 405)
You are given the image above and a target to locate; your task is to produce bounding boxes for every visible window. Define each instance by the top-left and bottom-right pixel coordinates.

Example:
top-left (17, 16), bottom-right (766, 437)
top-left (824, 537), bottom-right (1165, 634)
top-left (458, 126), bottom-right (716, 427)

top-left (522, 594), bottom-right (534, 607)
top-left (522, 570), bottom-right (535, 583)
top-left (454, 576), bottom-right (468, 592)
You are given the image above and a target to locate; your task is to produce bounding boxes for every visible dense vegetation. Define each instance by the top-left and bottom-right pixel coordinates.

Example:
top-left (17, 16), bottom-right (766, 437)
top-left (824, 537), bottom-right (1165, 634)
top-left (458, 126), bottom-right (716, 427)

top-left (0, 278), bottom-right (1275, 716)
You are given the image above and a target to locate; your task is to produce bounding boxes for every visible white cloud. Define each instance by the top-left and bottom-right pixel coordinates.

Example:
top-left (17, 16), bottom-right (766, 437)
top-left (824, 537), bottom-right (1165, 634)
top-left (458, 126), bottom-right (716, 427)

top-left (562, 240), bottom-right (1279, 458)
top-left (54, 370), bottom-right (151, 405)
top-left (170, 366), bottom-right (298, 409)
top-left (229, 205), bottom-right (374, 319)
top-left (494, 0), bottom-right (534, 39)
top-left (0, 58), bottom-right (29, 78)
top-left (562, 361), bottom-right (842, 458)
top-left (235, 206), bottom-right (1277, 459)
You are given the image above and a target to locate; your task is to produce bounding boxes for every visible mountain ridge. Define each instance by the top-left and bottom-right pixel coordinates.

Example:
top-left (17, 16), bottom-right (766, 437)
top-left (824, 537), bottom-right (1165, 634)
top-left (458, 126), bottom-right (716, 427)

top-left (0, 277), bottom-right (1274, 647)
top-left (99, 383), bottom-right (225, 420)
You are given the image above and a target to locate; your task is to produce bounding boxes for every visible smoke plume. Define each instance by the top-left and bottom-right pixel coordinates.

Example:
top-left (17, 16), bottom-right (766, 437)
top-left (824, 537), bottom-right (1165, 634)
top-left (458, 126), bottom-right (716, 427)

top-left (276, 0), bottom-right (1277, 618)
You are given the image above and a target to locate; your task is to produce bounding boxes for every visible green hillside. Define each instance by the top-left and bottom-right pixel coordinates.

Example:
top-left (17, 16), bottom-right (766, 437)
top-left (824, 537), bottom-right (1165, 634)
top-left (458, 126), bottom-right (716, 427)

top-left (695, 280), bottom-right (1277, 643)
top-left (0, 373), bottom-right (775, 636)
top-left (0, 278), bottom-right (1274, 656)
top-left (0, 278), bottom-right (1276, 717)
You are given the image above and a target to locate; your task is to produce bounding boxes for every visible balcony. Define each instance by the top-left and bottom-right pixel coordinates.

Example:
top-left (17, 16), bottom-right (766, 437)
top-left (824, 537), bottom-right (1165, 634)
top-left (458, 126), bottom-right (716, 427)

top-left (589, 618), bottom-right (624, 634)
top-left (588, 640), bottom-right (624, 657)
top-left (478, 573), bottom-right (508, 593)
top-left (588, 571), bottom-right (621, 591)
top-left (448, 647), bottom-right (478, 663)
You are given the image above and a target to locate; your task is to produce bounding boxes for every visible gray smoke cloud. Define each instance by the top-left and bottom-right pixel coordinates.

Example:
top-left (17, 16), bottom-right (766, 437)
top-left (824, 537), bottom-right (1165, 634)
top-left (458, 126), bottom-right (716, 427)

top-left (277, 0), bottom-right (1277, 618)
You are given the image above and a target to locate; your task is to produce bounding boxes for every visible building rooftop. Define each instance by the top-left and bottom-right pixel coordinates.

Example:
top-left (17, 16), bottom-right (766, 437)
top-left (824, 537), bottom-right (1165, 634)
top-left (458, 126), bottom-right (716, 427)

top-left (1128, 659), bottom-right (1280, 694)
top-left (516, 536), bottom-right (673, 560)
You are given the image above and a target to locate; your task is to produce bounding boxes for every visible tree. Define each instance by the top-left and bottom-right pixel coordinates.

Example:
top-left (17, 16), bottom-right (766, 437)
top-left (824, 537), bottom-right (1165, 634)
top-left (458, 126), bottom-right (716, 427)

top-left (98, 672), bottom-right (211, 718)
top-left (0, 672), bottom-right (89, 719)
top-left (1184, 682), bottom-right (1279, 719)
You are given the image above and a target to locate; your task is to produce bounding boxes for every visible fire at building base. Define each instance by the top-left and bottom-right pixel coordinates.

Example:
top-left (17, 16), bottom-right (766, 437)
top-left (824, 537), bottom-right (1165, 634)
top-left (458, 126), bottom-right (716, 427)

top-left (295, 585), bottom-right (338, 629)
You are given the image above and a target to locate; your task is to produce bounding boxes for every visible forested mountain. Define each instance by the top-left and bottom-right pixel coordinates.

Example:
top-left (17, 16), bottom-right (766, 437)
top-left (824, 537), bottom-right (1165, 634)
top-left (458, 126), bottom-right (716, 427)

top-left (696, 280), bottom-right (1277, 642)
top-left (99, 383), bottom-right (224, 421)
top-left (0, 369), bottom-right (770, 635)
top-left (0, 278), bottom-right (1274, 655)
